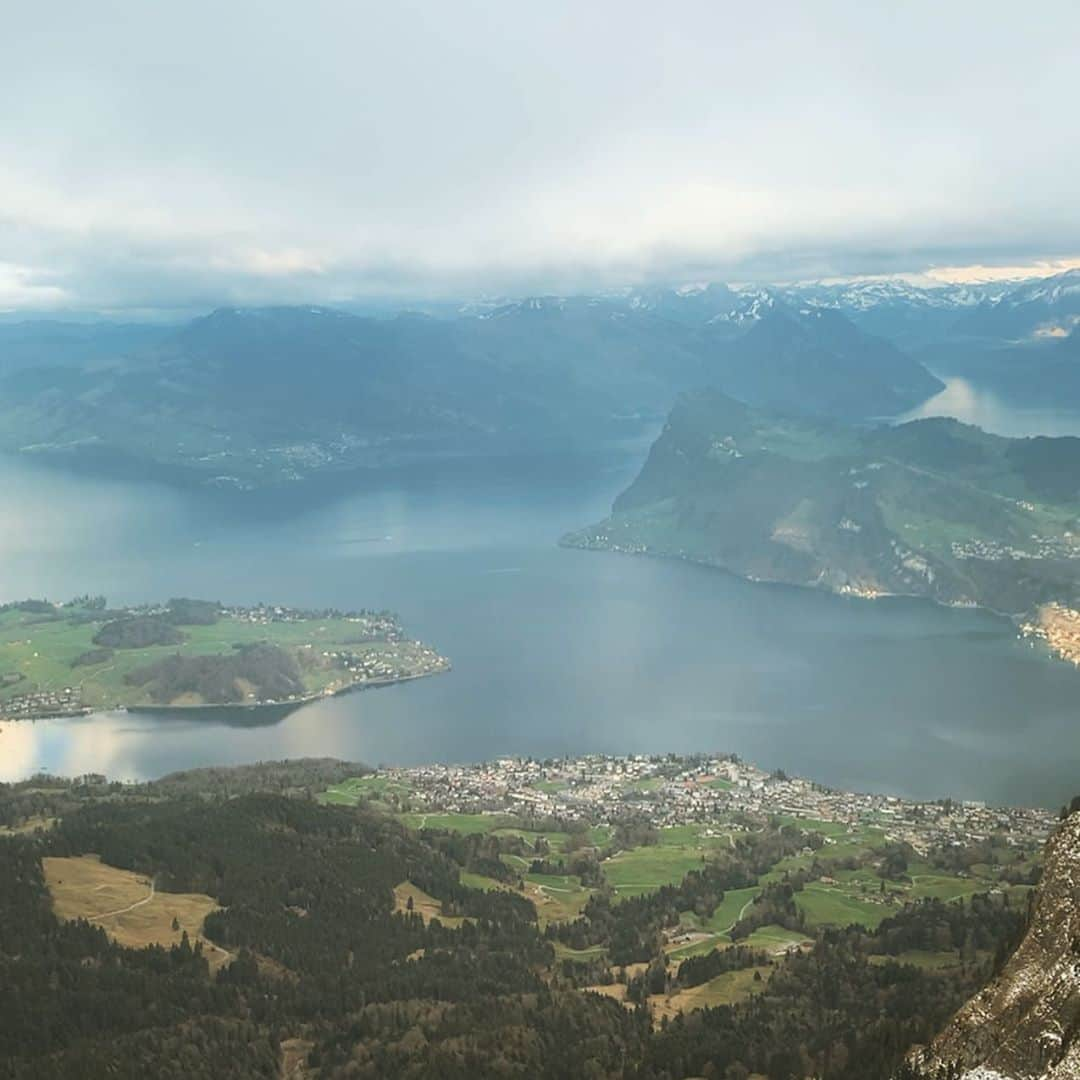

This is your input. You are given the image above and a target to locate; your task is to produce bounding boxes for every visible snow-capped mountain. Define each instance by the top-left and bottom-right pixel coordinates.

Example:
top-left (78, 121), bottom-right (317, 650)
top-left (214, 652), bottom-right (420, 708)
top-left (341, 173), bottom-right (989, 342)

top-left (704, 288), bottom-right (779, 328)
top-left (613, 282), bottom-right (742, 326)
top-left (951, 269), bottom-right (1080, 341)
top-left (779, 277), bottom-right (1011, 312)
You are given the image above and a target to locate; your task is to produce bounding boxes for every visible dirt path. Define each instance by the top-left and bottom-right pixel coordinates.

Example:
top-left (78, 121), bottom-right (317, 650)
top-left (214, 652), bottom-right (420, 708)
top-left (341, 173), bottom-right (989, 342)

top-left (718, 896), bottom-right (757, 935)
top-left (90, 878), bottom-right (155, 920)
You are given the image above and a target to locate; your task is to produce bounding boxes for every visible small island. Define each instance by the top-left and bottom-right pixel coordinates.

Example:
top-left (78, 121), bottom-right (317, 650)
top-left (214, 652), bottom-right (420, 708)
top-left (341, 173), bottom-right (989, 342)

top-left (0, 597), bottom-right (449, 721)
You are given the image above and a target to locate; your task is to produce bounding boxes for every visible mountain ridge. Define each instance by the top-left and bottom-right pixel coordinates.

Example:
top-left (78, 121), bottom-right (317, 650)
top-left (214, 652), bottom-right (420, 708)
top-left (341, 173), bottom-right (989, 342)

top-left (0, 299), bottom-right (941, 487)
top-left (564, 387), bottom-right (1080, 629)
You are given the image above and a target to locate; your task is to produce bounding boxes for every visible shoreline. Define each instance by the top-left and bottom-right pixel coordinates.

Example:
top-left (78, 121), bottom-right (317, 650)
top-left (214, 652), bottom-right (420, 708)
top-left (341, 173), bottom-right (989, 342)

top-left (560, 536), bottom-right (1064, 661)
top-left (0, 665), bottom-right (451, 726)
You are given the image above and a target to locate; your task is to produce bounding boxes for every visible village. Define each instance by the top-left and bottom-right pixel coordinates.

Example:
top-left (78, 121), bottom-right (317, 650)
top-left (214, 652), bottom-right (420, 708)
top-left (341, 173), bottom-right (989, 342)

top-left (374, 752), bottom-right (1058, 856)
top-left (0, 685), bottom-right (87, 721)
top-left (217, 603), bottom-right (406, 642)
top-left (318, 644), bottom-right (450, 687)
top-left (1021, 601), bottom-right (1080, 667)
top-left (951, 531), bottom-right (1080, 563)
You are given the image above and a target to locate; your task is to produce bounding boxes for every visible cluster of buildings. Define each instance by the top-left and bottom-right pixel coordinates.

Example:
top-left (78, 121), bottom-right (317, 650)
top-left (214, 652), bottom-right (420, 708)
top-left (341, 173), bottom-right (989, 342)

top-left (951, 532), bottom-right (1080, 563)
top-left (321, 644), bottom-right (450, 685)
top-left (375, 754), bottom-right (1057, 855)
top-left (213, 604), bottom-right (405, 642)
top-left (1022, 602), bottom-right (1080, 666)
top-left (0, 685), bottom-right (86, 721)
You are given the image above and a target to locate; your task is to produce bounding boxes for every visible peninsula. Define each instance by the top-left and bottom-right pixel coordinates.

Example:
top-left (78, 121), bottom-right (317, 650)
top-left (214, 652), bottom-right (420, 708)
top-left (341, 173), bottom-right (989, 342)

top-left (0, 597), bottom-right (449, 720)
top-left (564, 388), bottom-right (1080, 662)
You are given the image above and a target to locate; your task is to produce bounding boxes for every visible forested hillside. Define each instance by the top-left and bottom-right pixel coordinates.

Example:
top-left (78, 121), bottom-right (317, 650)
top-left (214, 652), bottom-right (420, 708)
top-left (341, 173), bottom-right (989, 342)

top-left (0, 299), bottom-right (940, 489)
top-left (565, 388), bottom-right (1080, 625)
top-left (0, 762), bottom-right (1043, 1079)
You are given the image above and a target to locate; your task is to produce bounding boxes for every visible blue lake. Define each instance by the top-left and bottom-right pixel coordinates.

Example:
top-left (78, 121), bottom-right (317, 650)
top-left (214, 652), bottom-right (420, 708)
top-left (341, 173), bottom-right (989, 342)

top-left (2, 396), bottom-right (1079, 807)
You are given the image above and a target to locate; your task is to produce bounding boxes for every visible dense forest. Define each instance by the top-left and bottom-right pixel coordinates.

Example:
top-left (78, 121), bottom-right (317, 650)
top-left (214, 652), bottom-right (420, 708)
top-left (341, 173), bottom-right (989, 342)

top-left (124, 643), bottom-right (305, 704)
top-left (0, 763), bottom-right (1037, 1079)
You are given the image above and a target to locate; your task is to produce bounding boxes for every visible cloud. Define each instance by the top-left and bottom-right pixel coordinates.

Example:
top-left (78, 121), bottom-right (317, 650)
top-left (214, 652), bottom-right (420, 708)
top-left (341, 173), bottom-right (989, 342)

top-left (0, 263), bottom-right (69, 311)
top-left (3, 0), bottom-right (1080, 311)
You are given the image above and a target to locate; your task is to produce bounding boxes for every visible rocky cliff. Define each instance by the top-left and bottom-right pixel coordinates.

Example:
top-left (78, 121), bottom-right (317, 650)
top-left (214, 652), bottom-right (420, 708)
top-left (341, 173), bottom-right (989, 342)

top-left (904, 811), bottom-right (1080, 1080)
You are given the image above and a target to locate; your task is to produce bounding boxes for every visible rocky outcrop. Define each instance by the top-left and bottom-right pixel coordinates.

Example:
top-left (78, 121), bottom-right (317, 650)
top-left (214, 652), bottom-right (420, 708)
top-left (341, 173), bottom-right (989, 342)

top-left (904, 812), bottom-right (1080, 1080)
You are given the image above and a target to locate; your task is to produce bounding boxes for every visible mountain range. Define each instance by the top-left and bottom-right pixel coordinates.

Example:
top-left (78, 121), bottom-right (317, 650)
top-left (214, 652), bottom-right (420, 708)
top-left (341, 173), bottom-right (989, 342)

top-left (4, 266), bottom-right (1080, 490)
top-left (0, 297), bottom-right (941, 488)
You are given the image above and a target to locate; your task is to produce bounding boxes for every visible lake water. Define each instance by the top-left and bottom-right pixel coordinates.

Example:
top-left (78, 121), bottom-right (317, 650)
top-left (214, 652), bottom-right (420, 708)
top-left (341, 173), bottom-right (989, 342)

top-left (898, 375), bottom-right (1080, 437)
top-left (2, 398), bottom-right (1079, 808)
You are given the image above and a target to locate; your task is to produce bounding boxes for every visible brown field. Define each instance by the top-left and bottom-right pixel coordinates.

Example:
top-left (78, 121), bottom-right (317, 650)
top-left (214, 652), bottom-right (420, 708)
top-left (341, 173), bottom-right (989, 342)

top-left (583, 983), bottom-right (630, 1004)
top-left (43, 854), bottom-right (231, 970)
top-left (393, 880), bottom-right (464, 927)
top-left (280, 1037), bottom-right (315, 1079)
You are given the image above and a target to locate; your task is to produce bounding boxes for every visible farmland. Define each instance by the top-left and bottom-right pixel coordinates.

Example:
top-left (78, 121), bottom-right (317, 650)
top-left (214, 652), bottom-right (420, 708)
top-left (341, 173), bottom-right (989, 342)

top-left (0, 598), bottom-right (448, 716)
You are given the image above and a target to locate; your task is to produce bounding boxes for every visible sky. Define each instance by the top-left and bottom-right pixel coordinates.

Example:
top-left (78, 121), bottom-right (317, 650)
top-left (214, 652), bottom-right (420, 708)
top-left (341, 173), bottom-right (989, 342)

top-left (3, 0), bottom-right (1080, 314)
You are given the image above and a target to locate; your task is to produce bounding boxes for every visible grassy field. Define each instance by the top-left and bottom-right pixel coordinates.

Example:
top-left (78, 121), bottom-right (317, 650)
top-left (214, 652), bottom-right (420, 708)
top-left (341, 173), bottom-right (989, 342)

top-left (602, 845), bottom-right (709, 898)
top-left (0, 603), bottom-right (445, 711)
top-left (650, 965), bottom-right (772, 1021)
top-left (385, 801), bottom-right (1010, 940)
top-left (906, 870), bottom-right (989, 902)
top-left (665, 933), bottom-right (728, 961)
top-left (555, 942), bottom-right (607, 962)
top-left (666, 886), bottom-right (763, 959)
top-left (702, 886), bottom-right (762, 933)
top-left (491, 826), bottom-right (573, 851)
top-left (399, 811), bottom-right (517, 834)
top-left (459, 871), bottom-right (511, 891)
top-left (599, 823), bottom-right (734, 898)
top-left (656, 824), bottom-right (731, 847)
top-left (43, 854), bottom-right (230, 969)
top-left (795, 882), bottom-right (891, 930)
top-left (393, 811), bottom-right (600, 859)
top-left (868, 948), bottom-right (977, 972)
top-left (523, 871), bottom-right (594, 923)
top-left (461, 862), bottom-right (592, 924)
top-left (392, 881), bottom-right (464, 928)
top-left (319, 775), bottom-right (413, 806)
top-left (742, 924), bottom-right (812, 954)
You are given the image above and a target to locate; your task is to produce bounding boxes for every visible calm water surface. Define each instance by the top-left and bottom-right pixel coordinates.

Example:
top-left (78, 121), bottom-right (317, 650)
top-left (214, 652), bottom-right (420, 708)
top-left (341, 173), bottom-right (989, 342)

top-left (2, 401), bottom-right (1079, 807)
top-left (898, 375), bottom-right (1080, 437)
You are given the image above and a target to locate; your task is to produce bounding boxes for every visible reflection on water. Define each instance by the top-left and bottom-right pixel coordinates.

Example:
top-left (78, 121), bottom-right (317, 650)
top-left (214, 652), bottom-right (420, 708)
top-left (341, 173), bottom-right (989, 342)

top-left (3, 536), bottom-right (1079, 807)
top-left (898, 376), bottom-right (1080, 438)
top-left (4, 387), bottom-right (1080, 808)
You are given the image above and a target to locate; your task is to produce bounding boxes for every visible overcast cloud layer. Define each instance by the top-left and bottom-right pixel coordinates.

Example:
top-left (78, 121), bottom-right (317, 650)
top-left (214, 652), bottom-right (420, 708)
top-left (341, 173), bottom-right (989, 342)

top-left (3, 0), bottom-right (1080, 313)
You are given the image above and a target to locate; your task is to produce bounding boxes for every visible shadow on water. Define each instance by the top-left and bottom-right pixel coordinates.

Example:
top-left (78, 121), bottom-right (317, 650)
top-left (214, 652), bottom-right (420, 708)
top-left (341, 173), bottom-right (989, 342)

top-left (126, 703), bottom-right (303, 729)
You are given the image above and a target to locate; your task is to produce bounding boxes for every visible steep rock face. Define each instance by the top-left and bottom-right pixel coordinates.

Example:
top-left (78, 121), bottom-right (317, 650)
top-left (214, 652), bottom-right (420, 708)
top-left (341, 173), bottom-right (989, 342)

top-left (906, 812), bottom-right (1080, 1080)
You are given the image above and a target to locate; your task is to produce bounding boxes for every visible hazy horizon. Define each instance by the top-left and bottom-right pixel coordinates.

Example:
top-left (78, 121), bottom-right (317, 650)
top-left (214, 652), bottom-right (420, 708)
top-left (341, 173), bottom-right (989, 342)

top-left (4, 0), bottom-right (1080, 315)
